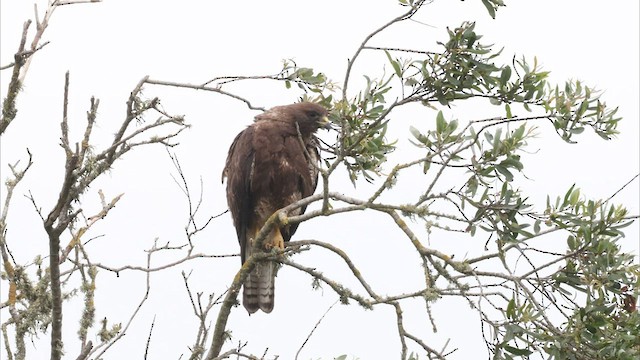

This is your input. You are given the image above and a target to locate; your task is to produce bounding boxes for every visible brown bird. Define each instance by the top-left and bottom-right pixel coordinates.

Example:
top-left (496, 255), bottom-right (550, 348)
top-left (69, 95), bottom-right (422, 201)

top-left (222, 102), bottom-right (330, 314)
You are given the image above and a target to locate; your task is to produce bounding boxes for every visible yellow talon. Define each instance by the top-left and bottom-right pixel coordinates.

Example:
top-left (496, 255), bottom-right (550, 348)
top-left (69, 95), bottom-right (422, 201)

top-left (270, 227), bottom-right (285, 251)
top-left (256, 223), bottom-right (285, 251)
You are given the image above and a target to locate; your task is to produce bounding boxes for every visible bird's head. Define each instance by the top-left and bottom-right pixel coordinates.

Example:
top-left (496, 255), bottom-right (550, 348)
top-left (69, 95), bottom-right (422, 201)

top-left (300, 102), bottom-right (332, 130)
top-left (288, 102), bottom-right (331, 135)
top-left (257, 102), bottom-right (332, 136)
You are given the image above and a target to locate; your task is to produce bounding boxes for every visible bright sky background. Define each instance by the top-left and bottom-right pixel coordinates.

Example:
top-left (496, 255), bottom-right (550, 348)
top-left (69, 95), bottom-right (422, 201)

top-left (1, 1), bottom-right (638, 359)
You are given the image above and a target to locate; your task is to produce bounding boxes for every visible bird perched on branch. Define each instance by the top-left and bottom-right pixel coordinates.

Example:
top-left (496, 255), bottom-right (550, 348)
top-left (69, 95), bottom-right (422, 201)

top-left (222, 102), bottom-right (331, 314)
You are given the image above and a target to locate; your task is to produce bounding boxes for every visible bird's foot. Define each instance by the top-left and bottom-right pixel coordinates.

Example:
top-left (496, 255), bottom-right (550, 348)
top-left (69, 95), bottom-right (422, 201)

top-left (266, 227), bottom-right (285, 251)
top-left (273, 236), bottom-right (284, 250)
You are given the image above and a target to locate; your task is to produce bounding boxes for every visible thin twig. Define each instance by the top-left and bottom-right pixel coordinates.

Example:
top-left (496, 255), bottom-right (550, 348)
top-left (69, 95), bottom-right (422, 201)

top-left (144, 316), bottom-right (156, 360)
top-left (342, 0), bottom-right (426, 99)
top-left (605, 173), bottom-right (639, 203)
top-left (294, 300), bottom-right (338, 360)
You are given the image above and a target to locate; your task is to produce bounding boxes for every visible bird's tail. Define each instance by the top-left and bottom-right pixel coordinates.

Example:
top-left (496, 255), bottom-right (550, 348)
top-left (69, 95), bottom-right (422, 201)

top-left (243, 261), bottom-right (275, 314)
top-left (242, 225), bottom-right (283, 314)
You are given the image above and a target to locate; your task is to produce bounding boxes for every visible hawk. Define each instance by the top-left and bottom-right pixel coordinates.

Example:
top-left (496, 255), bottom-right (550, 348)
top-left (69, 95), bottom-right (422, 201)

top-left (222, 102), bottom-right (330, 314)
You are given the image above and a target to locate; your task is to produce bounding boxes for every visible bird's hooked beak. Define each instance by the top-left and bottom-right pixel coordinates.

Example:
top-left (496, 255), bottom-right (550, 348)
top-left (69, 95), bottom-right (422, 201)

top-left (318, 115), bottom-right (334, 130)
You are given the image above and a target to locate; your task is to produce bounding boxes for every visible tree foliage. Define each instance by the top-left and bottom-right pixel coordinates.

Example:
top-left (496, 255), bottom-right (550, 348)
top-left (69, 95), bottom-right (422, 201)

top-left (0, 1), bottom-right (637, 360)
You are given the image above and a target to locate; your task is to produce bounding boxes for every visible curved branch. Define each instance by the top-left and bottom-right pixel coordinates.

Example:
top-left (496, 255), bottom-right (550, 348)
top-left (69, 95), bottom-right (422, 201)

top-left (144, 78), bottom-right (265, 111)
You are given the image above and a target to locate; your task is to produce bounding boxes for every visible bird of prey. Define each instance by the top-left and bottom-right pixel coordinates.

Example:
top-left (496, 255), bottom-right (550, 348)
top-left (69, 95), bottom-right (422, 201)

top-left (222, 102), bottom-right (330, 314)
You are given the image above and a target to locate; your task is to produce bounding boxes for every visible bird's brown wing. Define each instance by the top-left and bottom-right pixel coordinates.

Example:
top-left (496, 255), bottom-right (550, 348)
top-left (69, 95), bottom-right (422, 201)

top-left (222, 126), bottom-right (255, 264)
top-left (281, 135), bottom-right (320, 241)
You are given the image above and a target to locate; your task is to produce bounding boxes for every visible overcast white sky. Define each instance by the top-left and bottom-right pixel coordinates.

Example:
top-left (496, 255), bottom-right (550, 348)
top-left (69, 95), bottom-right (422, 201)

top-left (1, 1), bottom-right (638, 359)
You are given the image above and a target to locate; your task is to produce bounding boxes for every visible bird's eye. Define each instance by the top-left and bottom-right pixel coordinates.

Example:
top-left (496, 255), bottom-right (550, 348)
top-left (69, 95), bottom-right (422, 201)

top-left (306, 111), bottom-right (320, 119)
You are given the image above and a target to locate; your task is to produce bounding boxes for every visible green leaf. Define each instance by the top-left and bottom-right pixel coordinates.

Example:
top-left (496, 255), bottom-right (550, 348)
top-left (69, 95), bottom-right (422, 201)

top-left (449, 119), bottom-right (458, 132)
top-left (562, 184), bottom-right (576, 207)
top-left (504, 345), bottom-right (532, 356)
top-left (500, 156), bottom-right (523, 171)
top-left (506, 298), bottom-right (516, 319)
top-left (435, 111), bottom-right (447, 133)
top-left (490, 97), bottom-right (502, 105)
top-left (513, 124), bottom-right (525, 139)
top-left (405, 77), bottom-right (418, 87)
top-left (423, 160), bottom-right (431, 174)
top-left (569, 187), bottom-right (580, 205)
top-left (495, 164), bottom-right (513, 181)
top-left (533, 219), bottom-right (541, 234)
top-left (384, 50), bottom-right (402, 78)
top-left (466, 176), bottom-right (478, 195)
top-left (500, 66), bottom-right (512, 86)
top-left (570, 126), bottom-right (584, 134)
top-left (505, 103), bottom-right (512, 118)
top-left (492, 128), bottom-right (502, 153)
top-left (481, 0), bottom-right (496, 19)
top-left (577, 100), bottom-right (589, 117)
top-left (409, 125), bottom-right (422, 140)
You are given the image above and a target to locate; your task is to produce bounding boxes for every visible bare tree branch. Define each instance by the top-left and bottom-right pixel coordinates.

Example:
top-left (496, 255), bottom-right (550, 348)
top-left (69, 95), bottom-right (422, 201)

top-left (144, 316), bottom-right (156, 360)
top-left (144, 78), bottom-right (265, 111)
top-left (74, 341), bottom-right (93, 360)
top-left (294, 300), bottom-right (338, 360)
